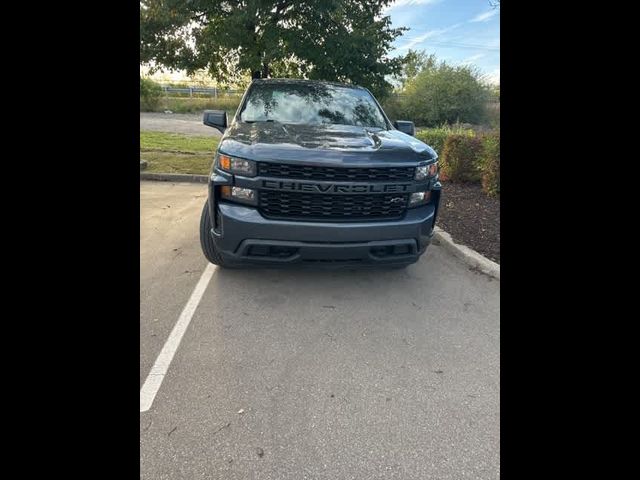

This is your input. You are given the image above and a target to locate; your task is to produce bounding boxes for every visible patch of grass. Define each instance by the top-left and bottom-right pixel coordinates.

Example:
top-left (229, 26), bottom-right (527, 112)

top-left (140, 131), bottom-right (219, 154)
top-left (140, 131), bottom-right (219, 175)
top-left (141, 151), bottom-right (213, 175)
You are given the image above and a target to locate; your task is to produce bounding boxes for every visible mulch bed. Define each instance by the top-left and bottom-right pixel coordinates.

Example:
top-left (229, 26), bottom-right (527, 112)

top-left (436, 181), bottom-right (500, 263)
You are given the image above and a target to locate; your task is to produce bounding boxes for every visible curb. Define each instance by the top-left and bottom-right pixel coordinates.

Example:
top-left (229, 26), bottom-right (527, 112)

top-left (432, 226), bottom-right (500, 280)
top-left (140, 172), bottom-right (208, 183)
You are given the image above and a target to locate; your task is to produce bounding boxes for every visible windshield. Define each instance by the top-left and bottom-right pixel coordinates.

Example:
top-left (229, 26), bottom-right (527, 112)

top-left (239, 82), bottom-right (388, 129)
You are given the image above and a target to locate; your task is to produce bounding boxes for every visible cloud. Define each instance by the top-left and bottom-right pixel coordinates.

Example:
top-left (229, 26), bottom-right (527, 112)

top-left (470, 9), bottom-right (499, 23)
top-left (384, 0), bottom-right (443, 11)
top-left (395, 22), bottom-right (463, 51)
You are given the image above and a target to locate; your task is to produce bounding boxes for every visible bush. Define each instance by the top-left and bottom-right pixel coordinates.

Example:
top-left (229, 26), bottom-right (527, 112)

top-left (415, 124), bottom-right (475, 156)
top-left (440, 134), bottom-right (483, 183)
top-left (480, 130), bottom-right (500, 196)
top-left (140, 77), bottom-right (163, 111)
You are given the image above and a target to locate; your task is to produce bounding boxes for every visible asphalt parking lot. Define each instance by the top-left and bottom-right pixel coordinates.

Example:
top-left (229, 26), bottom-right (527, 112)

top-left (140, 112), bottom-right (223, 136)
top-left (140, 180), bottom-right (500, 479)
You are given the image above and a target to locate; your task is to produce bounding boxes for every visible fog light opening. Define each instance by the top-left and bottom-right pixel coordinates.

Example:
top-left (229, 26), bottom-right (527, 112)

top-left (409, 190), bottom-right (431, 207)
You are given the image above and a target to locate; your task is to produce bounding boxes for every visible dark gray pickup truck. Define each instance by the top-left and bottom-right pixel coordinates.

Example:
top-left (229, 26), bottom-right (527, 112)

top-left (200, 78), bottom-right (441, 268)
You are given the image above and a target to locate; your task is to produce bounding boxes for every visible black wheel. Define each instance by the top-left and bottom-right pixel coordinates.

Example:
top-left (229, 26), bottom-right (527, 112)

top-left (199, 200), bottom-right (230, 267)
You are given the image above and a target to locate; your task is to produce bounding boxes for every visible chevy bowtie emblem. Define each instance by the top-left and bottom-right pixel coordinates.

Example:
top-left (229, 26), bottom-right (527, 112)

top-left (389, 197), bottom-right (405, 204)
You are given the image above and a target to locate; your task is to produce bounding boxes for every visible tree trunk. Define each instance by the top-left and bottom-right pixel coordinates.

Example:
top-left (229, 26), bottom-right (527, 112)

top-left (262, 62), bottom-right (270, 79)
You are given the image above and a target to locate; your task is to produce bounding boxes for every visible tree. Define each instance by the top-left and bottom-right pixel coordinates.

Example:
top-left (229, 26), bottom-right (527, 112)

top-left (140, 0), bottom-right (407, 98)
top-left (399, 56), bottom-right (490, 126)
top-left (393, 49), bottom-right (434, 89)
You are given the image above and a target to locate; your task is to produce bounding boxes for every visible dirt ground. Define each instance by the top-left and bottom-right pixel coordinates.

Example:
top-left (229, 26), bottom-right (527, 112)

top-left (437, 181), bottom-right (500, 263)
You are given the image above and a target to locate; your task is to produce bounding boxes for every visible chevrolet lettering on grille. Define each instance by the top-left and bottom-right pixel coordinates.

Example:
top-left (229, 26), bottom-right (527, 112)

top-left (261, 179), bottom-right (412, 194)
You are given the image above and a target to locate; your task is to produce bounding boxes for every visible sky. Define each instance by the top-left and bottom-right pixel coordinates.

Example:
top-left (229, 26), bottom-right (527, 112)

top-left (384, 0), bottom-right (500, 84)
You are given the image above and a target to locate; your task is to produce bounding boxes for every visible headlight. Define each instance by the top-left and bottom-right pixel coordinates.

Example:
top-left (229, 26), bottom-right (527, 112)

top-left (408, 191), bottom-right (431, 207)
top-left (415, 162), bottom-right (438, 181)
top-left (216, 153), bottom-right (256, 177)
top-left (220, 186), bottom-right (258, 205)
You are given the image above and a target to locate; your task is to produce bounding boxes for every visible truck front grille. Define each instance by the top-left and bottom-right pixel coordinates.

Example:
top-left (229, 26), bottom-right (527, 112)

top-left (257, 162), bottom-right (415, 182)
top-left (258, 191), bottom-right (409, 221)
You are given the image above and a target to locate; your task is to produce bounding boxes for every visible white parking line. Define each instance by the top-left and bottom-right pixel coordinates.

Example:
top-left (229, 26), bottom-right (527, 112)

top-left (140, 263), bottom-right (216, 412)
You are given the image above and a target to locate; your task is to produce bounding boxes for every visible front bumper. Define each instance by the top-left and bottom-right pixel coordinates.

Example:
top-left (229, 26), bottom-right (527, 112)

top-left (207, 199), bottom-right (439, 267)
top-left (205, 166), bottom-right (441, 267)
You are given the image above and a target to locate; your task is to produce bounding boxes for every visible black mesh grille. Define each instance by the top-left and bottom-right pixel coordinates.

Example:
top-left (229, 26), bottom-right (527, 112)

top-left (259, 191), bottom-right (408, 221)
top-left (257, 162), bottom-right (415, 182)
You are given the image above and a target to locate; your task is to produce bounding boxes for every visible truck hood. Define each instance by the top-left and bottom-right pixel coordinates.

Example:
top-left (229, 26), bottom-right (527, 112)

top-left (217, 122), bottom-right (437, 166)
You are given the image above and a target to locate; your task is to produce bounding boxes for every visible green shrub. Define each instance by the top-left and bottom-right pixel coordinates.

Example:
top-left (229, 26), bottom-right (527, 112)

top-left (415, 124), bottom-right (475, 156)
top-left (140, 77), bottom-right (163, 111)
top-left (440, 134), bottom-right (483, 183)
top-left (480, 130), bottom-right (500, 196)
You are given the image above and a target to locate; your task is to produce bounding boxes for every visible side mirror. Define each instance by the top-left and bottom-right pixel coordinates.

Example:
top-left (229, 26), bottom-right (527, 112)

top-left (394, 120), bottom-right (415, 137)
top-left (203, 110), bottom-right (227, 133)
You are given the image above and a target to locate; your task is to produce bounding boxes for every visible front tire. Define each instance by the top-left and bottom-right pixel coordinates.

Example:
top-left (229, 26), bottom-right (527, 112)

top-left (199, 200), bottom-right (230, 267)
